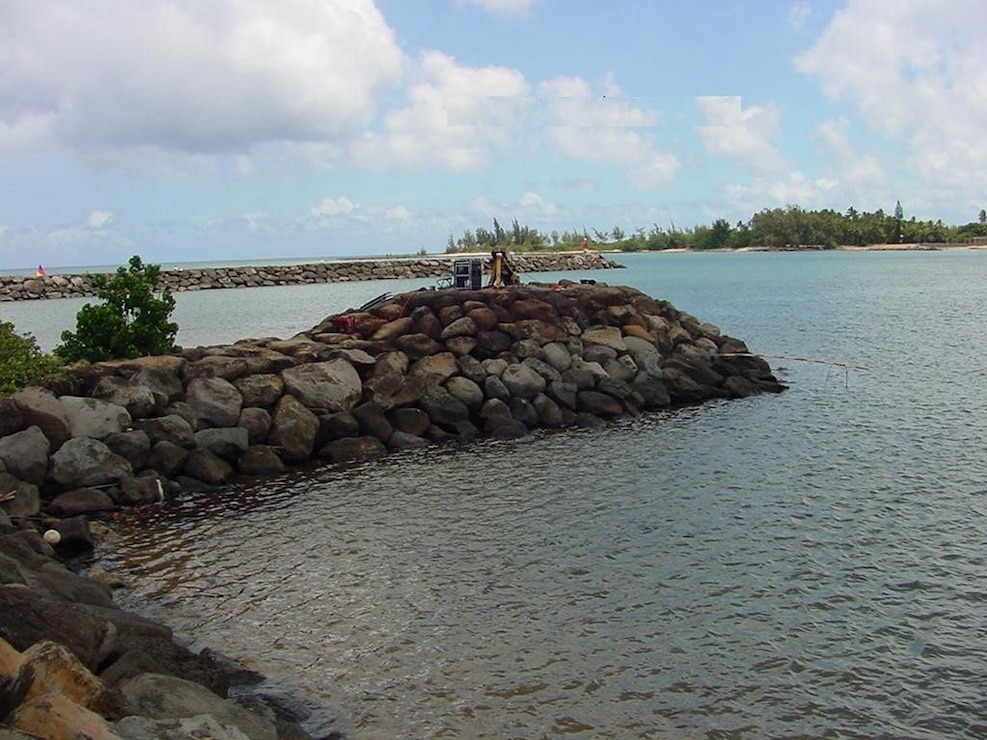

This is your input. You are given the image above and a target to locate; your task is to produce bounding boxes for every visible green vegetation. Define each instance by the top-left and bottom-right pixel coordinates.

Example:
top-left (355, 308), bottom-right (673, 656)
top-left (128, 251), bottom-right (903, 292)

top-left (446, 205), bottom-right (987, 254)
top-left (0, 322), bottom-right (62, 395)
top-left (56, 255), bottom-right (179, 363)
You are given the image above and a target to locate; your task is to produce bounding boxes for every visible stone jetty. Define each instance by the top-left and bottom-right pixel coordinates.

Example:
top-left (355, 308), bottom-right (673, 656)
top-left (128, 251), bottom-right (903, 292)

top-left (0, 280), bottom-right (783, 737)
top-left (0, 251), bottom-right (618, 301)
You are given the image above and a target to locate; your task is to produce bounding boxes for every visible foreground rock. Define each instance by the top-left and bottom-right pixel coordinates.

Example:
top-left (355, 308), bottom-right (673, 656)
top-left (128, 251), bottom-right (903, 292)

top-left (0, 527), bottom-right (331, 738)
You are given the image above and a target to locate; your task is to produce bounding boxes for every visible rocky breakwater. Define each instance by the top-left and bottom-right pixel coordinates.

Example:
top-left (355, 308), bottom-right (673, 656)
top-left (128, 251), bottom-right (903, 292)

top-left (0, 251), bottom-right (618, 301)
top-left (0, 281), bottom-right (782, 737)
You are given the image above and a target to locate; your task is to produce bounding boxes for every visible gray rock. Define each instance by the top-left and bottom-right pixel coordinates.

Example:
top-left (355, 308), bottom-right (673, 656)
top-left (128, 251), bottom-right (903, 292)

top-left (103, 430), bottom-right (152, 471)
top-left (623, 336), bottom-right (662, 372)
top-left (194, 428), bottom-right (249, 462)
top-left (318, 436), bottom-right (387, 464)
top-left (0, 473), bottom-right (40, 518)
top-left (481, 358), bottom-right (508, 377)
top-left (237, 408), bottom-right (271, 445)
top-left (521, 356), bottom-right (562, 384)
top-left (479, 398), bottom-right (513, 433)
top-left (583, 344), bottom-right (618, 365)
top-left (318, 411), bottom-right (360, 444)
top-left (92, 375), bottom-right (157, 418)
top-left (388, 407), bottom-right (430, 437)
top-left (631, 370), bottom-right (671, 408)
top-left (508, 397), bottom-right (539, 428)
top-left (147, 441), bottom-right (189, 478)
top-left (577, 390), bottom-right (624, 417)
top-left (501, 363), bottom-right (547, 401)
top-left (50, 437), bottom-right (132, 489)
top-left (268, 395), bottom-right (319, 463)
top-left (114, 713), bottom-right (255, 740)
top-left (603, 355), bottom-right (638, 382)
top-left (445, 376), bottom-right (484, 411)
top-left (141, 415), bottom-right (195, 448)
top-left (546, 379), bottom-right (578, 411)
top-left (419, 385), bottom-right (470, 426)
top-left (59, 396), bottom-right (132, 440)
top-left (0, 426), bottom-right (50, 486)
top-left (489, 419), bottom-right (530, 439)
top-left (182, 449), bottom-right (235, 486)
top-left (281, 359), bottom-right (362, 413)
top-left (237, 446), bottom-right (286, 476)
top-left (455, 354), bottom-right (486, 384)
top-left (186, 377), bottom-right (243, 429)
top-left (532, 393), bottom-right (566, 428)
top-left (233, 374), bottom-right (284, 409)
top-left (116, 672), bottom-right (277, 740)
top-left (373, 350), bottom-right (409, 377)
top-left (117, 476), bottom-right (166, 505)
top-left (9, 388), bottom-right (71, 451)
top-left (722, 374), bottom-right (756, 398)
top-left (387, 431), bottom-right (430, 450)
top-left (540, 342), bottom-right (572, 373)
top-left (483, 374), bottom-right (511, 403)
top-left (49, 487), bottom-right (116, 516)
top-left (351, 403), bottom-right (393, 443)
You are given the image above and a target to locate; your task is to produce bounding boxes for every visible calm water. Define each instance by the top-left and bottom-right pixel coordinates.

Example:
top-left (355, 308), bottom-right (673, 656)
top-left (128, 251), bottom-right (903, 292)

top-left (18, 252), bottom-right (987, 737)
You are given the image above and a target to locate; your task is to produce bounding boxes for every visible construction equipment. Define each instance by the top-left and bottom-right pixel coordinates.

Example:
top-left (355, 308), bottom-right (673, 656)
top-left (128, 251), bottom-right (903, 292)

top-left (488, 249), bottom-right (520, 288)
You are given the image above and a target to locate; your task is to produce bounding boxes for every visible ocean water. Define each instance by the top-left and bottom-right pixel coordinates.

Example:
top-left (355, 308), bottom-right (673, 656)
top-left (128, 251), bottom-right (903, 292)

top-left (16, 251), bottom-right (987, 738)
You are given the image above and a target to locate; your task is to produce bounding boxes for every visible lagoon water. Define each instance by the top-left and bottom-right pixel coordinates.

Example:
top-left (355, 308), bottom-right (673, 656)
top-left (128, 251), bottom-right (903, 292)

top-left (8, 252), bottom-right (987, 737)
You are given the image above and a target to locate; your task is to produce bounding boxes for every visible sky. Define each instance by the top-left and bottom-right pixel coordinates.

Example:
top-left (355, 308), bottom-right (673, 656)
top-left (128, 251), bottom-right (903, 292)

top-left (1, 0), bottom-right (985, 269)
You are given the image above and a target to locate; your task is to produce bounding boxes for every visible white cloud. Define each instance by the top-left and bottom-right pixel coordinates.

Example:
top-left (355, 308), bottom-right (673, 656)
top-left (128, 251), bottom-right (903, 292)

top-left (724, 172), bottom-right (839, 213)
top-left (310, 197), bottom-right (357, 217)
top-left (87, 210), bottom-right (114, 229)
top-left (385, 206), bottom-right (411, 220)
top-left (796, 0), bottom-right (987, 204)
top-left (787, 2), bottom-right (811, 32)
top-left (351, 51), bottom-right (530, 171)
top-left (538, 76), bottom-right (679, 189)
top-left (457, 0), bottom-right (537, 19)
top-left (697, 96), bottom-right (786, 172)
top-left (814, 117), bottom-right (886, 191)
top-left (0, 0), bottom-right (404, 161)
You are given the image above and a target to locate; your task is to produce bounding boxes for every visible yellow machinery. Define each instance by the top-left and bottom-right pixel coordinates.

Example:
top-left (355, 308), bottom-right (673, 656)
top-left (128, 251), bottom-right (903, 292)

top-left (488, 249), bottom-right (521, 288)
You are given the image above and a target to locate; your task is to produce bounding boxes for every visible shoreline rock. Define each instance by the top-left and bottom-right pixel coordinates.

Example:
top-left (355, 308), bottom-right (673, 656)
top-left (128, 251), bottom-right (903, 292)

top-left (0, 252), bottom-right (619, 302)
top-left (0, 280), bottom-right (783, 738)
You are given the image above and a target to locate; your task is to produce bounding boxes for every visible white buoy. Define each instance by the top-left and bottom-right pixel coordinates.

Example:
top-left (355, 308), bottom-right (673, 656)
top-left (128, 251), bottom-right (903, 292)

top-left (43, 529), bottom-right (61, 545)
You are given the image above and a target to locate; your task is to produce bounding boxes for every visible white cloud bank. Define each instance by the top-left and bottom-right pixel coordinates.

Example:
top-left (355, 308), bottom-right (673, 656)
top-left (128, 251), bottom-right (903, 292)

top-left (0, 0), bottom-right (404, 157)
top-left (796, 0), bottom-right (987, 207)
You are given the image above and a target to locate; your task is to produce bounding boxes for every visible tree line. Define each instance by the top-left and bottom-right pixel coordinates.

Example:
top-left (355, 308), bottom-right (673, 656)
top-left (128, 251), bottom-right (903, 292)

top-left (446, 205), bottom-right (987, 253)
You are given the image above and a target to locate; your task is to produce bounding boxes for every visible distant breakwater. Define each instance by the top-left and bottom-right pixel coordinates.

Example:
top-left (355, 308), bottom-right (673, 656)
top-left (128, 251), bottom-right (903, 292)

top-left (0, 252), bottom-right (620, 302)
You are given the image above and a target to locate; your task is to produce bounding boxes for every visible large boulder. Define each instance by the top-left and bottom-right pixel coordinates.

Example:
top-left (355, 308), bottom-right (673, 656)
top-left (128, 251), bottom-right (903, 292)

top-left (351, 403), bottom-right (393, 444)
top-left (318, 436), bottom-right (387, 465)
top-left (582, 326), bottom-right (627, 353)
top-left (501, 363), bottom-right (547, 401)
top-left (419, 385), bottom-right (470, 426)
top-left (268, 395), bottom-right (319, 463)
top-left (281, 359), bottom-right (362, 413)
top-left (445, 376), bottom-right (484, 411)
top-left (102, 430), bottom-right (152, 471)
top-left (185, 377), bottom-right (243, 429)
top-left (9, 389), bottom-right (71, 451)
top-left (0, 426), bottom-right (50, 487)
top-left (49, 438), bottom-right (132, 489)
top-left (237, 407), bottom-right (271, 445)
top-left (141, 415), bottom-right (195, 448)
top-left (408, 352), bottom-right (458, 384)
top-left (146, 441), bottom-right (189, 478)
top-left (237, 446), bottom-right (286, 476)
top-left (181, 449), bottom-right (234, 486)
top-left (116, 672), bottom-right (278, 740)
top-left (92, 376), bottom-right (156, 419)
top-left (193, 428), bottom-right (249, 463)
top-left (48, 488), bottom-right (117, 517)
top-left (577, 390), bottom-right (625, 417)
top-left (59, 397), bottom-right (132, 440)
top-left (233, 374), bottom-right (284, 409)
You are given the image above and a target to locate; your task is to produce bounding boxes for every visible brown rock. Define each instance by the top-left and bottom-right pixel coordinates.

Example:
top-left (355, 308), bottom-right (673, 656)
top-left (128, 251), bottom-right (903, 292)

top-left (268, 395), bottom-right (319, 463)
top-left (181, 449), bottom-right (234, 485)
top-left (9, 389), bottom-right (71, 451)
top-left (233, 373), bottom-right (284, 408)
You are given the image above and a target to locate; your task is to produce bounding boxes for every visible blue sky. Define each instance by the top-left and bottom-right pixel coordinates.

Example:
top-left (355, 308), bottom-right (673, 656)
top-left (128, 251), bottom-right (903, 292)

top-left (1, 0), bottom-right (985, 269)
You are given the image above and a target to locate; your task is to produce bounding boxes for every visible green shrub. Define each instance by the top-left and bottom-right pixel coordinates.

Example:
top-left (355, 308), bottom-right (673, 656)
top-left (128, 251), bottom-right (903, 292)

top-left (0, 322), bottom-right (62, 395)
top-left (56, 255), bottom-right (179, 363)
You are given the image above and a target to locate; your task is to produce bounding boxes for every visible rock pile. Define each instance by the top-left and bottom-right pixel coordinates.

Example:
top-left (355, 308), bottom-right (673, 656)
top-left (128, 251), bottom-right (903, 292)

top-left (0, 252), bottom-right (618, 301)
top-left (1, 282), bottom-right (783, 523)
